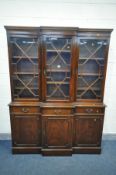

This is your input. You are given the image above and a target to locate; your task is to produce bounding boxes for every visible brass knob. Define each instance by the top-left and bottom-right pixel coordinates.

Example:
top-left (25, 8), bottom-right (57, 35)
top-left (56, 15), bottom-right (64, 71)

top-left (94, 118), bottom-right (97, 122)
top-left (44, 68), bottom-right (46, 76)
top-left (96, 110), bottom-right (99, 113)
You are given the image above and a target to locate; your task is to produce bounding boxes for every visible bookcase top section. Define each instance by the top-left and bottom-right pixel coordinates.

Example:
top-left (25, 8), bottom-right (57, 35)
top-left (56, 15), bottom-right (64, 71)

top-left (5, 26), bottom-right (113, 36)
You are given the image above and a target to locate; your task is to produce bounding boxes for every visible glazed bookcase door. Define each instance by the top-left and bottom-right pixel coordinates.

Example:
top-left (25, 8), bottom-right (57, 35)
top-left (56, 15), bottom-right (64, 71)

top-left (9, 36), bottom-right (40, 100)
top-left (43, 36), bottom-right (73, 101)
top-left (77, 36), bottom-right (109, 101)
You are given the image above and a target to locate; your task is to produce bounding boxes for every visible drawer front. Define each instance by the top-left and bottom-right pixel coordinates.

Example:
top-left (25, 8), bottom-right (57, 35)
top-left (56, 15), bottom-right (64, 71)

top-left (42, 108), bottom-right (72, 115)
top-left (10, 106), bottom-right (40, 114)
top-left (76, 107), bottom-right (104, 114)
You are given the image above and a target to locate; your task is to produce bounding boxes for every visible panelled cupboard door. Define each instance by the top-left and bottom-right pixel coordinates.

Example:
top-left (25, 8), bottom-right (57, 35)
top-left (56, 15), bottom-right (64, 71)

top-left (9, 35), bottom-right (40, 101)
top-left (74, 116), bottom-right (103, 146)
top-left (11, 115), bottom-right (41, 146)
top-left (42, 35), bottom-right (77, 101)
top-left (42, 116), bottom-right (72, 148)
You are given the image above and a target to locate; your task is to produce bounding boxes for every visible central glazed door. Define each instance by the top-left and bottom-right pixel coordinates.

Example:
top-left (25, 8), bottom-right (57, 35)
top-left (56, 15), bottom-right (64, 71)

top-left (42, 35), bottom-right (77, 101)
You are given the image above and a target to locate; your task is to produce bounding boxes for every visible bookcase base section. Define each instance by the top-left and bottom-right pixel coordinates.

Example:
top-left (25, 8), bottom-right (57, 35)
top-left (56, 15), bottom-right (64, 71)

top-left (12, 147), bottom-right (101, 155)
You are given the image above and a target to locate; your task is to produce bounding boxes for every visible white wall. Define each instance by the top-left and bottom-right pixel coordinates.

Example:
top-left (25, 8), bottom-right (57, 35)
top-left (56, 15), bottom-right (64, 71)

top-left (0, 0), bottom-right (116, 134)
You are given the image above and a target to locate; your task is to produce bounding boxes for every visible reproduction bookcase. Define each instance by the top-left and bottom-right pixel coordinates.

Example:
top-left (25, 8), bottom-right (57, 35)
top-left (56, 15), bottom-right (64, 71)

top-left (5, 26), bottom-right (112, 155)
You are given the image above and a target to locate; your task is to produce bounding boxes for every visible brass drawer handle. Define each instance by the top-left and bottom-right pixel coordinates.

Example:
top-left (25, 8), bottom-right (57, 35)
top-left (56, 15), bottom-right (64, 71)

top-left (54, 110), bottom-right (61, 114)
top-left (21, 107), bottom-right (29, 113)
top-left (94, 118), bottom-right (97, 122)
top-left (85, 108), bottom-right (93, 113)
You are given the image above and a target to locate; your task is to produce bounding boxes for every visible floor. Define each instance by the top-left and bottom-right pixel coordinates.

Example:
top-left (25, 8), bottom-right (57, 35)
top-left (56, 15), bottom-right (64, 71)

top-left (0, 140), bottom-right (116, 175)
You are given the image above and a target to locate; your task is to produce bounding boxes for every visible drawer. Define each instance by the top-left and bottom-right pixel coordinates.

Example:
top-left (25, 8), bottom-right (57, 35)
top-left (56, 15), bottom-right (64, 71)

top-left (76, 107), bottom-right (104, 114)
top-left (42, 108), bottom-right (72, 115)
top-left (10, 106), bottom-right (40, 114)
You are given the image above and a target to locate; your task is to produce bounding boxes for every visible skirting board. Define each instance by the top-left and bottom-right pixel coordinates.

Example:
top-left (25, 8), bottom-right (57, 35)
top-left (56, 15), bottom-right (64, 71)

top-left (0, 133), bottom-right (116, 140)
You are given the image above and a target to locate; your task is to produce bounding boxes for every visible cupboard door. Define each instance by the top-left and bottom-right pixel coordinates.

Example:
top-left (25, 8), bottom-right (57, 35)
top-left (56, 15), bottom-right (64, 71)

top-left (43, 116), bottom-right (72, 148)
top-left (42, 36), bottom-right (76, 101)
top-left (74, 116), bottom-right (103, 146)
top-left (11, 115), bottom-right (41, 146)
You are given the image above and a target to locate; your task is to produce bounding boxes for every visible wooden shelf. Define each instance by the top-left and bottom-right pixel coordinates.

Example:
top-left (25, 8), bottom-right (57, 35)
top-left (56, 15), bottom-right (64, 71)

top-left (47, 81), bottom-right (69, 84)
top-left (77, 95), bottom-right (101, 98)
top-left (77, 87), bottom-right (101, 91)
top-left (79, 57), bottom-right (104, 60)
top-left (78, 73), bottom-right (102, 76)
top-left (15, 87), bottom-right (38, 90)
top-left (47, 76), bottom-right (70, 79)
top-left (12, 56), bottom-right (38, 59)
top-left (13, 72), bottom-right (38, 75)
top-left (47, 49), bottom-right (70, 53)
top-left (46, 69), bottom-right (70, 72)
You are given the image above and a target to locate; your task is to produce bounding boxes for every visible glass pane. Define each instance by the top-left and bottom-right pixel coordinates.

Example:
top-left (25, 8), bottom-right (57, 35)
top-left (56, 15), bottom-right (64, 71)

top-left (47, 84), bottom-right (69, 99)
top-left (77, 38), bottom-right (108, 100)
top-left (11, 37), bottom-right (39, 99)
top-left (46, 37), bottom-right (71, 100)
top-left (12, 38), bottom-right (38, 58)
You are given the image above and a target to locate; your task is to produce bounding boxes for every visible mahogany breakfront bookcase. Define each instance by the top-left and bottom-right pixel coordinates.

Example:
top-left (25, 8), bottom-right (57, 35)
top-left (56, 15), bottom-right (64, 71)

top-left (5, 26), bottom-right (112, 155)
